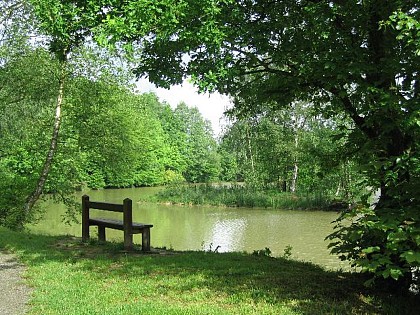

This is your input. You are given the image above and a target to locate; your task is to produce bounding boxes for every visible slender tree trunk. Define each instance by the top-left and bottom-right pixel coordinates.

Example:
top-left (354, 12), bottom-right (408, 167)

top-left (245, 122), bottom-right (255, 174)
top-left (335, 183), bottom-right (341, 197)
top-left (290, 122), bottom-right (299, 193)
top-left (24, 61), bottom-right (66, 215)
top-left (290, 160), bottom-right (298, 193)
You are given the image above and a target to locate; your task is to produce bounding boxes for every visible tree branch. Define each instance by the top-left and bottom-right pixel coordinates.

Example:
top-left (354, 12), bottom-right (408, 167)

top-left (328, 87), bottom-right (377, 139)
top-left (0, 1), bottom-right (25, 25)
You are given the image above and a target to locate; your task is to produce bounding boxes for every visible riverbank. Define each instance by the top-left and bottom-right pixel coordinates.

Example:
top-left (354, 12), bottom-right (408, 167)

top-left (1, 227), bottom-right (419, 314)
top-left (148, 184), bottom-right (346, 211)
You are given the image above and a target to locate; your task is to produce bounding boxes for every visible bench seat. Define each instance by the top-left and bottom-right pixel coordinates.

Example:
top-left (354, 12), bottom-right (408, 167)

top-left (89, 218), bottom-right (153, 232)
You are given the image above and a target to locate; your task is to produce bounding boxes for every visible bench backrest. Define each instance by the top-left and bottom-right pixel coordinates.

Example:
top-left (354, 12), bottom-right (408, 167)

top-left (82, 195), bottom-right (133, 237)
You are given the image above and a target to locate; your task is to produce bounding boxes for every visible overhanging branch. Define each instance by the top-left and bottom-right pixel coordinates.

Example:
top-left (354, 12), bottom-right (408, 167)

top-left (329, 87), bottom-right (377, 139)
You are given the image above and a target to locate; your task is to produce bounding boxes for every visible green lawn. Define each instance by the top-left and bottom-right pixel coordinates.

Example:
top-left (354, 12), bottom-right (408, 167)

top-left (0, 227), bottom-right (418, 315)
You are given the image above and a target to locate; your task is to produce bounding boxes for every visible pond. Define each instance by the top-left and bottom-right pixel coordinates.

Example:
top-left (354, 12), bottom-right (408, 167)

top-left (29, 187), bottom-right (350, 270)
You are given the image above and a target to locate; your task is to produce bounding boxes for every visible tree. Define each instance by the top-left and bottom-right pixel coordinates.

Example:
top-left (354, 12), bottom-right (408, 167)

top-left (22, 0), bottom-right (92, 217)
top-left (0, 47), bottom-right (61, 228)
top-left (220, 103), bottom-right (358, 195)
top-left (152, 97), bottom-right (189, 181)
top-left (173, 103), bottom-right (220, 183)
top-left (1, 0), bottom-right (140, 227)
top-left (0, 0), bottom-right (35, 59)
top-left (15, 0), bottom-right (136, 222)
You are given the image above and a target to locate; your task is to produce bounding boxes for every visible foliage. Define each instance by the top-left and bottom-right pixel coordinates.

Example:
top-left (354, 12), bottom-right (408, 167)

top-left (386, 8), bottom-right (420, 55)
top-left (282, 245), bottom-right (293, 260)
top-left (0, 46), bottom-right (60, 229)
top-left (328, 152), bottom-right (420, 291)
top-left (218, 147), bottom-right (238, 182)
top-left (327, 205), bottom-right (420, 292)
top-left (173, 103), bottom-right (221, 183)
top-left (220, 107), bottom-right (362, 199)
top-left (2, 228), bottom-right (420, 314)
top-left (151, 184), bottom-right (335, 210)
top-left (64, 79), bottom-right (221, 189)
top-left (0, 0), bottom-right (36, 58)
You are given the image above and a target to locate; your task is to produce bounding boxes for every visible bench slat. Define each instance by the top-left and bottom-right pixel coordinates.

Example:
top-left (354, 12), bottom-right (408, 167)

top-left (89, 218), bottom-right (153, 233)
top-left (88, 201), bottom-right (124, 212)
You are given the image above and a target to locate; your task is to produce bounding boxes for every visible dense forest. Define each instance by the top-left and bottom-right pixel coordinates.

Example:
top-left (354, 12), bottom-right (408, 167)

top-left (1, 0), bottom-right (419, 292)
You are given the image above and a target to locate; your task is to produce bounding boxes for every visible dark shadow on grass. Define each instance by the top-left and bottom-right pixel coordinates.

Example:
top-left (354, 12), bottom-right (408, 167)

top-left (1, 228), bottom-right (419, 315)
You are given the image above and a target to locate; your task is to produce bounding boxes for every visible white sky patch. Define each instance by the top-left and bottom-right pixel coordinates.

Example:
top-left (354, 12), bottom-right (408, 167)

top-left (136, 78), bottom-right (232, 137)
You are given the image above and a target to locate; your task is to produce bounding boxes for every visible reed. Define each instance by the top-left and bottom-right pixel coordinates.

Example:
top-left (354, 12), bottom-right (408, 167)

top-left (152, 184), bottom-right (336, 210)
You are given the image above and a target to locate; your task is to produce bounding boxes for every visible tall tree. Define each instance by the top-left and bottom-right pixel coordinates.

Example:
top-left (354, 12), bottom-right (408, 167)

top-left (221, 104), bottom-right (356, 195)
top-left (0, 47), bottom-right (60, 228)
top-left (174, 103), bottom-right (220, 183)
top-left (23, 0), bottom-right (87, 216)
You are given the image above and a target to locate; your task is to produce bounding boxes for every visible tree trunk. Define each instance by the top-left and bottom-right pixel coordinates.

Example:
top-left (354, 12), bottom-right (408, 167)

top-left (24, 61), bottom-right (66, 216)
top-left (290, 120), bottom-right (299, 193)
top-left (335, 184), bottom-right (341, 197)
top-left (245, 122), bottom-right (255, 174)
top-left (290, 162), bottom-right (298, 193)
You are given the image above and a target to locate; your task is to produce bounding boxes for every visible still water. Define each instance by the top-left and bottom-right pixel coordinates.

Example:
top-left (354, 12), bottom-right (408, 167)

top-left (29, 187), bottom-right (349, 270)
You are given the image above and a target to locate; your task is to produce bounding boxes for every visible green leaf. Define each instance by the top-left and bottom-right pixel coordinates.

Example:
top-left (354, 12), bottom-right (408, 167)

top-left (362, 246), bottom-right (380, 254)
top-left (401, 251), bottom-right (420, 263)
top-left (389, 268), bottom-right (403, 280)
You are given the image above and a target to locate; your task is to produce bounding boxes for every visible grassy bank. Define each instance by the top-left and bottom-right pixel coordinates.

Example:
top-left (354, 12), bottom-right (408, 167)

top-left (149, 184), bottom-right (340, 210)
top-left (1, 227), bottom-right (419, 314)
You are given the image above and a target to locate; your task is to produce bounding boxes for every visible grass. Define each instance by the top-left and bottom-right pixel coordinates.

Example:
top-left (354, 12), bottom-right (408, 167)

top-left (150, 184), bottom-right (339, 210)
top-left (1, 227), bottom-right (419, 315)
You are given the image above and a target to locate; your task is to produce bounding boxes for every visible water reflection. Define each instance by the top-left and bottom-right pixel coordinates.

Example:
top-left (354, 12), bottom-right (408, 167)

top-left (207, 218), bottom-right (247, 252)
top-left (29, 187), bottom-right (350, 270)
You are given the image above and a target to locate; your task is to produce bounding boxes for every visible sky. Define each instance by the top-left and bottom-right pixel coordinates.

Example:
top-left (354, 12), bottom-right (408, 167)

top-left (135, 78), bottom-right (232, 137)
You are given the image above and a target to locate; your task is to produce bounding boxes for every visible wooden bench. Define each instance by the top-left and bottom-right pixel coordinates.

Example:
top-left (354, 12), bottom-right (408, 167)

top-left (81, 195), bottom-right (153, 251)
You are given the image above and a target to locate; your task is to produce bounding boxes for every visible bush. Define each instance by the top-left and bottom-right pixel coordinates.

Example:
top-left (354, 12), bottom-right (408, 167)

top-left (327, 206), bottom-right (420, 294)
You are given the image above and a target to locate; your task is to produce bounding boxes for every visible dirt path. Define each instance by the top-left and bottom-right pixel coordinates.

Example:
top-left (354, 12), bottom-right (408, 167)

top-left (0, 251), bottom-right (32, 315)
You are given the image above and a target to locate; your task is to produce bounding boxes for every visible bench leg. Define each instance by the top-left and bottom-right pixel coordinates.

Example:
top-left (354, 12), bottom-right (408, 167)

top-left (81, 195), bottom-right (90, 242)
top-left (98, 226), bottom-right (106, 243)
top-left (82, 224), bottom-right (90, 243)
top-left (142, 228), bottom-right (151, 252)
top-left (124, 230), bottom-right (133, 250)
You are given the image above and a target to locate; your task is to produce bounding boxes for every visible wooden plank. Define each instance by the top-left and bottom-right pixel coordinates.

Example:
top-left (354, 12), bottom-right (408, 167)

top-left (88, 218), bottom-right (152, 230)
top-left (89, 218), bottom-right (125, 230)
top-left (88, 201), bottom-right (124, 212)
top-left (132, 223), bottom-right (153, 228)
